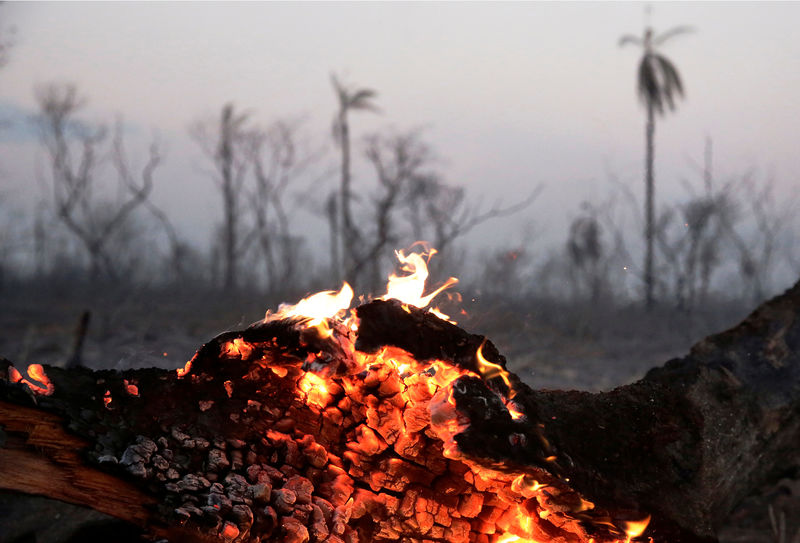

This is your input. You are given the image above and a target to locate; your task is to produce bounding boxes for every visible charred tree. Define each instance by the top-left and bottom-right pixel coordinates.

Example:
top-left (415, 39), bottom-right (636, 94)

top-left (2, 279), bottom-right (800, 543)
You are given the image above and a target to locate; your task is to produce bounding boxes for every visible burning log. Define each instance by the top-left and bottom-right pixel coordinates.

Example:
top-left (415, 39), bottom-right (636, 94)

top-left (1, 252), bottom-right (799, 543)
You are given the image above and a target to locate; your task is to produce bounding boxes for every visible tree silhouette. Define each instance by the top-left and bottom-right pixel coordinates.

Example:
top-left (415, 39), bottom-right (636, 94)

top-left (330, 74), bottom-right (378, 280)
top-left (190, 104), bottom-right (252, 290)
top-left (35, 83), bottom-right (161, 282)
top-left (620, 24), bottom-right (692, 308)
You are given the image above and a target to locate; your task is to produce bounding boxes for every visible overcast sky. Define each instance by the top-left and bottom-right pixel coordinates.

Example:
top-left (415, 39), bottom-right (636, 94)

top-left (1, 1), bottom-right (799, 256)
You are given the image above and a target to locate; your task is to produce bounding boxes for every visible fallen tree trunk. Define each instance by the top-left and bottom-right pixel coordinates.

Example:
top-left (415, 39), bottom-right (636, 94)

top-left (1, 279), bottom-right (799, 543)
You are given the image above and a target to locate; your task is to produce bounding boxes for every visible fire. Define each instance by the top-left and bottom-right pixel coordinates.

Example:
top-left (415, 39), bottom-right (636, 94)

top-left (9, 363), bottom-right (54, 396)
top-left (220, 522), bottom-right (240, 541)
top-left (381, 248), bottom-right (458, 318)
top-left (177, 353), bottom-right (196, 378)
top-left (170, 244), bottom-right (654, 543)
top-left (496, 535), bottom-right (541, 543)
top-left (511, 474), bottom-right (547, 497)
top-left (475, 340), bottom-right (514, 396)
top-left (267, 282), bottom-right (354, 338)
top-left (298, 372), bottom-right (331, 409)
top-left (222, 338), bottom-right (254, 359)
top-left (506, 399), bottom-right (525, 420)
top-left (621, 515), bottom-right (651, 542)
top-left (123, 379), bottom-right (139, 396)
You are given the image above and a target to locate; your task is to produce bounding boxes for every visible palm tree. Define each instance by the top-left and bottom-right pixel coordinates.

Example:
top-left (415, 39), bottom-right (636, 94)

top-left (330, 74), bottom-right (378, 280)
top-left (620, 25), bottom-right (692, 308)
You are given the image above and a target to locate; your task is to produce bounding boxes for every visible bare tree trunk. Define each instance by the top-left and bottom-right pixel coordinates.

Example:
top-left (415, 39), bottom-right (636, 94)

top-left (33, 208), bottom-right (46, 280)
top-left (326, 192), bottom-right (340, 282)
top-left (220, 107), bottom-right (238, 291)
top-left (644, 102), bottom-right (656, 309)
top-left (223, 185), bottom-right (237, 290)
top-left (339, 111), bottom-right (355, 278)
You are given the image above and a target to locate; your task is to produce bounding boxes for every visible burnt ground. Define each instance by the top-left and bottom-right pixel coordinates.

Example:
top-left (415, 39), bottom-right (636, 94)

top-left (0, 286), bottom-right (798, 543)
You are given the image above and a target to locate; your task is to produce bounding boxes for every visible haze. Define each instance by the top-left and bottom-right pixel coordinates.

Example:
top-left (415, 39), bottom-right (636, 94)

top-left (1, 1), bottom-right (799, 267)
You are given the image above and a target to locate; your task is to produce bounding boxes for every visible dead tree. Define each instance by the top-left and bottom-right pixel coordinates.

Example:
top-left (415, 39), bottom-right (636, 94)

top-left (331, 74), bottom-right (379, 281)
top-left (248, 119), bottom-right (318, 293)
top-left (2, 278), bottom-right (800, 542)
top-left (35, 84), bottom-right (162, 282)
top-left (347, 131), bottom-right (437, 290)
top-left (111, 124), bottom-right (190, 285)
top-left (719, 174), bottom-right (797, 305)
top-left (566, 205), bottom-right (606, 302)
top-left (191, 104), bottom-right (253, 290)
top-left (404, 175), bottom-right (542, 257)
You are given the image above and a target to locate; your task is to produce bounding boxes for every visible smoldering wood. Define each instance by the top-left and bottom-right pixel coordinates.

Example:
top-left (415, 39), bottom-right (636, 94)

top-left (1, 279), bottom-right (799, 543)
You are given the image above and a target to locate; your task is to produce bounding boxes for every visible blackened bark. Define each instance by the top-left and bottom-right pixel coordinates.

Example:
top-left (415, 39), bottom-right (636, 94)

top-left (1, 280), bottom-right (799, 542)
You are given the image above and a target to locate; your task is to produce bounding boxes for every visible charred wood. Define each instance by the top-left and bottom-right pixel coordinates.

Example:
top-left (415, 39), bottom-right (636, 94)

top-left (0, 280), bottom-right (799, 543)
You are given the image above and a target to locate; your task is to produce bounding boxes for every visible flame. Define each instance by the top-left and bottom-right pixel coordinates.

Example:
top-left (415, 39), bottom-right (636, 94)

top-left (506, 399), bottom-right (525, 420)
top-left (621, 515), bottom-right (651, 542)
top-left (169, 244), bottom-right (655, 542)
top-left (381, 248), bottom-right (458, 314)
top-left (103, 390), bottom-right (112, 408)
top-left (268, 282), bottom-right (354, 338)
top-left (511, 474), bottom-right (547, 497)
top-left (475, 340), bottom-right (513, 395)
top-left (177, 353), bottom-right (196, 378)
top-left (9, 364), bottom-right (54, 396)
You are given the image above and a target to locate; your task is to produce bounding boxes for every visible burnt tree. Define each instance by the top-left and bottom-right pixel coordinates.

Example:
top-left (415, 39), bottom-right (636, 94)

top-left (2, 279), bottom-right (800, 543)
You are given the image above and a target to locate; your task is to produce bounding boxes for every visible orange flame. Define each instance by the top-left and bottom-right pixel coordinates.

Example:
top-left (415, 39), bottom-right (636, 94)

top-left (476, 341), bottom-right (513, 395)
top-left (506, 399), bottom-right (525, 420)
top-left (268, 282), bottom-right (354, 338)
top-left (167, 244), bottom-right (655, 542)
top-left (381, 248), bottom-right (458, 315)
top-left (177, 353), bottom-right (196, 378)
top-left (511, 474), bottom-right (547, 497)
top-left (621, 515), bottom-right (651, 542)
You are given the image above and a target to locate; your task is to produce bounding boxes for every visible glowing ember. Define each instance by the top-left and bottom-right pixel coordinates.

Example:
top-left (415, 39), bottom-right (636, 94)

top-left (496, 535), bottom-right (541, 543)
top-left (222, 338), bottom-right (254, 359)
top-left (298, 372), bottom-right (331, 408)
top-left (220, 521), bottom-right (239, 541)
top-left (123, 379), bottom-right (139, 396)
top-left (103, 390), bottom-right (112, 408)
top-left (9, 363), bottom-right (55, 396)
top-left (167, 244), bottom-right (654, 543)
top-left (177, 354), bottom-right (195, 378)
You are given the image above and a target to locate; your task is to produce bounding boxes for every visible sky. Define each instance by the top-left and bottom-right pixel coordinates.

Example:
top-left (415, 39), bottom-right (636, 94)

top-left (1, 1), bottom-right (799, 261)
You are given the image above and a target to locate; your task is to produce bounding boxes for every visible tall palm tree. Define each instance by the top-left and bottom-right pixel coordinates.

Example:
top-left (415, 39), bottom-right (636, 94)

top-left (620, 25), bottom-right (692, 308)
top-left (330, 74), bottom-right (378, 280)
